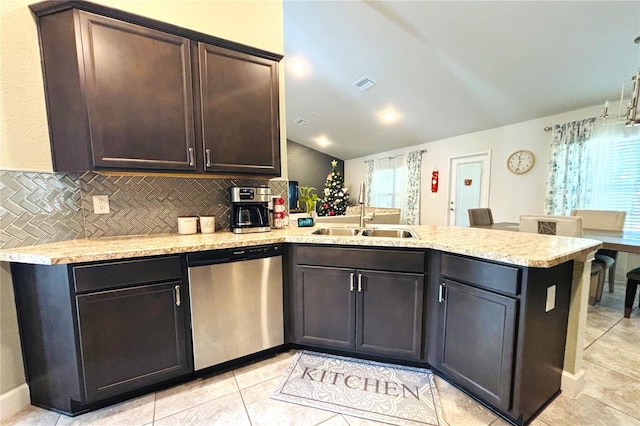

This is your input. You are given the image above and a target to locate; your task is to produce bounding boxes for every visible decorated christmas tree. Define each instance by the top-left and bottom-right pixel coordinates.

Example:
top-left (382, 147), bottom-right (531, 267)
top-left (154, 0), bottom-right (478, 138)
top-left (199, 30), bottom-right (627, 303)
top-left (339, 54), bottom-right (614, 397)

top-left (317, 160), bottom-right (350, 216)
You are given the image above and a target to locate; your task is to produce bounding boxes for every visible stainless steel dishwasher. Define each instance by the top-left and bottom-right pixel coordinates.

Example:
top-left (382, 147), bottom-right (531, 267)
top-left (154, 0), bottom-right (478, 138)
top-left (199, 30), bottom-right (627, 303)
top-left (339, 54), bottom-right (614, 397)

top-left (186, 244), bottom-right (284, 370)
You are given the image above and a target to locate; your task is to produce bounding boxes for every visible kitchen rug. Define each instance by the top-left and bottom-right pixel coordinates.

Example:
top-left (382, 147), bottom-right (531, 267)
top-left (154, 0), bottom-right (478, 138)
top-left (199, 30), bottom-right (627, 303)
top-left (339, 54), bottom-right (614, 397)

top-left (271, 350), bottom-right (447, 426)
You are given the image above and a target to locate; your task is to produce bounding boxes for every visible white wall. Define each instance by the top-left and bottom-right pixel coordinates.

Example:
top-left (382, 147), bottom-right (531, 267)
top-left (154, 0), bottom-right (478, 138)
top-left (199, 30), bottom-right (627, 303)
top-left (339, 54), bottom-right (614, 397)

top-left (0, 0), bottom-right (288, 178)
top-left (346, 104), bottom-right (606, 225)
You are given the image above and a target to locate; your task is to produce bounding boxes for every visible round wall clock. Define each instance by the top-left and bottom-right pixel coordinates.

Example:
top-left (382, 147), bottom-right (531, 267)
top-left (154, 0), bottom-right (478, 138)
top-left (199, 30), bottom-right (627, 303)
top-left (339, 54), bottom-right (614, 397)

top-left (507, 150), bottom-right (535, 174)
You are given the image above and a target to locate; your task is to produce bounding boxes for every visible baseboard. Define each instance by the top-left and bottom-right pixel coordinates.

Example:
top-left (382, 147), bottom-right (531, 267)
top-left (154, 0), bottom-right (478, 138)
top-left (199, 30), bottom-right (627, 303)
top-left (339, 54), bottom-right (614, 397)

top-left (561, 368), bottom-right (585, 398)
top-left (0, 383), bottom-right (30, 422)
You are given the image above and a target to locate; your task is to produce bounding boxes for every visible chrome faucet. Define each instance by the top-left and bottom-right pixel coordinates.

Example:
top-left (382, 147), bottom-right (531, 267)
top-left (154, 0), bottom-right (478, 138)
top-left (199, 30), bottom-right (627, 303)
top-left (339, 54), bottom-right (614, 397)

top-left (358, 181), bottom-right (366, 228)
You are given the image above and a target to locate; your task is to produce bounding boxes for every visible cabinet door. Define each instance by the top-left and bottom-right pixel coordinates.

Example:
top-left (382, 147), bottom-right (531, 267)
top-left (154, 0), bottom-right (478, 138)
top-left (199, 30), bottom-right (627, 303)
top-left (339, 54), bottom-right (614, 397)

top-left (356, 270), bottom-right (424, 360)
top-left (197, 42), bottom-right (280, 175)
top-left (76, 281), bottom-right (190, 402)
top-left (294, 266), bottom-right (355, 350)
top-left (435, 279), bottom-right (517, 412)
top-left (79, 13), bottom-right (196, 171)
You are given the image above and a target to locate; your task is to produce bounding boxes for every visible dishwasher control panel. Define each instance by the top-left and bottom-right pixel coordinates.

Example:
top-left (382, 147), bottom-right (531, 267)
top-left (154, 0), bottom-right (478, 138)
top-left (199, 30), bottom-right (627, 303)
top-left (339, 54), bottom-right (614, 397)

top-left (186, 244), bottom-right (282, 267)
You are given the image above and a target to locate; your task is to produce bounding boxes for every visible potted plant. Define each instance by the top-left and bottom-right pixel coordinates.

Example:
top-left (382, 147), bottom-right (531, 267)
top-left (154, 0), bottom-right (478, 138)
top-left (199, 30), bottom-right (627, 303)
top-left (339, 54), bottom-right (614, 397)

top-left (297, 186), bottom-right (320, 217)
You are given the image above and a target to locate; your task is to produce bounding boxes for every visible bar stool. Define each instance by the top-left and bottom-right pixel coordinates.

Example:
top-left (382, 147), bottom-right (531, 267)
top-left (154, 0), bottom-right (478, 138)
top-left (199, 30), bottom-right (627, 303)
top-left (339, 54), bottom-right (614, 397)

top-left (625, 267), bottom-right (640, 318)
top-left (589, 262), bottom-right (604, 306)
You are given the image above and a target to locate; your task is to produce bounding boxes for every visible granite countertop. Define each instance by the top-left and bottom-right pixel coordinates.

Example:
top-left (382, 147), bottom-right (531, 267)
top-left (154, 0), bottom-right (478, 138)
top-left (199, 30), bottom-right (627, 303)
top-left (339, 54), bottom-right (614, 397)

top-left (0, 224), bottom-right (601, 268)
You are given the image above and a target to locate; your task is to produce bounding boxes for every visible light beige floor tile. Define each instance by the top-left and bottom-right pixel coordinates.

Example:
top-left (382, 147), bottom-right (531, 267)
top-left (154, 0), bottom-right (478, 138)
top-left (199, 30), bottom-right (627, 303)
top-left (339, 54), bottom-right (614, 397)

top-left (153, 371), bottom-right (238, 421)
top-left (318, 414), bottom-right (350, 425)
top-left (582, 360), bottom-right (640, 419)
top-left (489, 417), bottom-right (513, 426)
top-left (597, 315), bottom-right (640, 350)
top-left (233, 350), bottom-right (296, 390)
top-left (525, 417), bottom-right (551, 426)
top-left (153, 391), bottom-right (249, 426)
top-left (584, 306), bottom-right (622, 348)
top-left (433, 376), bottom-right (498, 426)
top-left (342, 414), bottom-right (401, 425)
top-left (584, 336), bottom-right (640, 381)
top-left (1, 405), bottom-right (60, 426)
top-left (537, 393), bottom-right (640, 426)
top-left (241, 377), bottom-right (336, 426)
top-left (56, 394), bottom-right (155, 426)
top-left (598, 283), bottom-right (627, 311)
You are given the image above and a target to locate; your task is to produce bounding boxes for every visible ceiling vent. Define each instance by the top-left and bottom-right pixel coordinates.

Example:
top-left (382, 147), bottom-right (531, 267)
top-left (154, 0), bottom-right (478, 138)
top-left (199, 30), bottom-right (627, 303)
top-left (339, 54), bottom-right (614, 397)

top-left (352, 75), bottom-right (376, 91)
top-left (294, 117), bottom-right (309, 126)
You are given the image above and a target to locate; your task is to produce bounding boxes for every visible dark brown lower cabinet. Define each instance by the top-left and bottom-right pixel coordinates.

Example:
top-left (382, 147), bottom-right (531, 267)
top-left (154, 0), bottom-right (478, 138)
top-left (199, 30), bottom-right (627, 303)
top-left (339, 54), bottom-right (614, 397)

top-left (292, 246), bottom-right (425, 361)
top-left (76, 281), bottom-right (189, 402)
top-left (296, 266), bottom-right (355, 349)
top-left (434, 279), bottom-right (517, 412)
top-left (11, 256), bottom-right (192, 416)
top-left (357, 270), bottom-right (424, 359)
top-left (427, 251), bottom-right (574, 425)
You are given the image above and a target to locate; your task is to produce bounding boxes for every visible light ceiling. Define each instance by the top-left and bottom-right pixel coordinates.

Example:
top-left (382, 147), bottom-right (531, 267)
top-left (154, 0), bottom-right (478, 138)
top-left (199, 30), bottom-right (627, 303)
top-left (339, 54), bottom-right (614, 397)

top-left (283, 1), bottom-right (640, 160)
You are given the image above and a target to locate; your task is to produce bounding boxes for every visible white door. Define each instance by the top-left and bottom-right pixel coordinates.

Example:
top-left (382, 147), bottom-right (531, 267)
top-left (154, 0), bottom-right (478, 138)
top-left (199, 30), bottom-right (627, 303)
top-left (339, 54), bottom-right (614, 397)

top-left (448, 152), bottom-right (491, 226)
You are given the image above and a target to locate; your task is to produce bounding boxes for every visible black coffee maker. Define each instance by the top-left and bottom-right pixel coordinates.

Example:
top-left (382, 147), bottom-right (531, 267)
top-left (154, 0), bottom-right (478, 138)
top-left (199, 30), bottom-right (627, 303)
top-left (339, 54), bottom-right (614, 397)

top-left (229, 186), bottom-right (271, 234)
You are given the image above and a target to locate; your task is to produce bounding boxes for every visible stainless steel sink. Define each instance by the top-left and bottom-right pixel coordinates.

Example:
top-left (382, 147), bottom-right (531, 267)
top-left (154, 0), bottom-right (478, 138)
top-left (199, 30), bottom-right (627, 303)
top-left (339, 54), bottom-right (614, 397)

top-left (310, 226), bottom-right (417, 238)
top-left (311, 228), bottom-right (360, 236)
top-left (360, 228), bottom-right (416, 238)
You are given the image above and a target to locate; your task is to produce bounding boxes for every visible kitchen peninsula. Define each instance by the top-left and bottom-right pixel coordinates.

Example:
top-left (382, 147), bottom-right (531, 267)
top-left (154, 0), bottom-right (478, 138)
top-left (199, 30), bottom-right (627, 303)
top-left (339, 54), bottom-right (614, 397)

top-left (1, 225), bottom-right (601, 425)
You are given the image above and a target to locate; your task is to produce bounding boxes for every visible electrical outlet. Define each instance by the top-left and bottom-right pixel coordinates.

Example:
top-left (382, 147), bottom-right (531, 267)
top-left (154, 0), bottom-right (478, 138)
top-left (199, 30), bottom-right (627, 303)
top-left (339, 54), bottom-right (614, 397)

top-left (92, 195), bottom-right (110, 214)
top-left (545, 285), bottom-right (556, 312)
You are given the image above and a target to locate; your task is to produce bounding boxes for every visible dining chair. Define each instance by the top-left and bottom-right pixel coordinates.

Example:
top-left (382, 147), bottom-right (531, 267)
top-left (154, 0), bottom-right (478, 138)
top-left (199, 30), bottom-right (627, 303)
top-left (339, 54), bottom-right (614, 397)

top-left (468, 208), bottom-right (494, 226)
top-left (570, 210), bottom-right (626, 294)
top-left (519, 215), bottom-right (583, 237)
top-left (519, 214), bottom-right (604, 305)
top-left (624, 267), bottom-right (640, 318)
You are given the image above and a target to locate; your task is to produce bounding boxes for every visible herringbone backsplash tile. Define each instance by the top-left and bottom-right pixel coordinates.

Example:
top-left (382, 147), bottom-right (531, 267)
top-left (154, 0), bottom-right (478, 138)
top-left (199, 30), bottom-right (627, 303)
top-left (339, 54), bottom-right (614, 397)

top-left (80, 173), bottom-right (268, 238)
top-left (1, 170), bottom-right (290, 249)
top-left (0, 171), bottom-right (84, 249)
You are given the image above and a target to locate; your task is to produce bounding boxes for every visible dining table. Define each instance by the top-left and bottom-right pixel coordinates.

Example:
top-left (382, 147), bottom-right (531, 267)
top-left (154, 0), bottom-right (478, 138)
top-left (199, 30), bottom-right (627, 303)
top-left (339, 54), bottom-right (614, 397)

top-left (477, 222), bottom-right (640, 254)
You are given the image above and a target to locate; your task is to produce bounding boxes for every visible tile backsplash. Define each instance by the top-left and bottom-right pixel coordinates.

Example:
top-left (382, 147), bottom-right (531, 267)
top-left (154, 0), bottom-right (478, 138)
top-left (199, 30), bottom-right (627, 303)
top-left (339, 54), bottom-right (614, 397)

top-left (1, 170), bottom-right (289, 250)
top-left (0, 171), bottom-right (84, 249)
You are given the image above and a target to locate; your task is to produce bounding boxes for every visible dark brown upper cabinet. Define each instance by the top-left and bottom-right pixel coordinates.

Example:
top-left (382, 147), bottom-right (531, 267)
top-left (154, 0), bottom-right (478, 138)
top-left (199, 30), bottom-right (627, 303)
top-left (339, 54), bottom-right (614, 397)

top-left (30, 0), bottom-right (282, 176)
top-left (196, 43), bottom-right (281, 175)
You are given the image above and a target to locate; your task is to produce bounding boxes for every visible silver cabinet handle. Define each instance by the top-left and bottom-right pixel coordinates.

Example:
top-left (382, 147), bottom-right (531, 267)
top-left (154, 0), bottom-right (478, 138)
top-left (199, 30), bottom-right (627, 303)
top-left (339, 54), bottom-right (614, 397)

top-left (188, 147), bottom-right (195, 167)
top-left (350, 273), bottom-right (354, 292)
top-left (357, 273), bottom-right (363, 292)
top-left (175, 285), bottom-right (181, 306)
top-left (439, 283), bottom-right (446, 303)
top-left (205, 148), bottom-right (211, 167)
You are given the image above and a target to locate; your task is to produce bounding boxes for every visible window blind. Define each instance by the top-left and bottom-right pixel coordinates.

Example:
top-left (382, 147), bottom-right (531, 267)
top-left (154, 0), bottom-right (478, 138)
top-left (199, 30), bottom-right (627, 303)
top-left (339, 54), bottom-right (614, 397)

top-left (584, 124), bottom-right (640, 232)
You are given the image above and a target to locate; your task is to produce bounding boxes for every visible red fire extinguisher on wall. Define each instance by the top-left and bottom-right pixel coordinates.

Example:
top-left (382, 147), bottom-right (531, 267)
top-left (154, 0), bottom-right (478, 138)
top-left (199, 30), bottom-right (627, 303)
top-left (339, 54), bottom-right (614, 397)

top-left (431, 168), bottom-right (439, 193)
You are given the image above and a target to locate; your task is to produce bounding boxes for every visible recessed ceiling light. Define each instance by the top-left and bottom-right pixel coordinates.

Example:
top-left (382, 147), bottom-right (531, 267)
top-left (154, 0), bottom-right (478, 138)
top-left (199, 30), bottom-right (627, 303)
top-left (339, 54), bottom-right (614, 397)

top-left (314, 135), bottom-right (331, 146)
top-left (378, 107), bottom-right (401, 124)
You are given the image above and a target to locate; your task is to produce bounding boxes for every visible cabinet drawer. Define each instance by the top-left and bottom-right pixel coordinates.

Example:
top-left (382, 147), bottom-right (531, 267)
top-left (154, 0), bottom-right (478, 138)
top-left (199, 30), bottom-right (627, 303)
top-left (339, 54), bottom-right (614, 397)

top-left (296, 246), bottom-right (425, 273)
top-left (441, 254), bottom-right (520, 295)
top-left (73, 256), bottom-right (183, 293)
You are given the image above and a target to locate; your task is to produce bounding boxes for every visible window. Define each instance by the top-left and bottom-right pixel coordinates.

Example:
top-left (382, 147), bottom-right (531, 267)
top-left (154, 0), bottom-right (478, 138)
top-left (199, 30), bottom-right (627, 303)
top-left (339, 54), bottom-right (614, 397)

top-left (370, 156), bottom-right (406, 210)
top-left (583, 123), bottom-right (640, 232)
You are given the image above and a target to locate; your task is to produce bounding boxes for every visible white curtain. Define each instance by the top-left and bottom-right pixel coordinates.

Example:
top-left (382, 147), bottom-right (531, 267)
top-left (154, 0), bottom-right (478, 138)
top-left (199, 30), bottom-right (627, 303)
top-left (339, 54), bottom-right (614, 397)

top-left (544, 118), bottom-right (596, 214)
top-left (405, 150), bottom-right (423, 225)
top-left (364, 159), bottom-right (374, 206)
